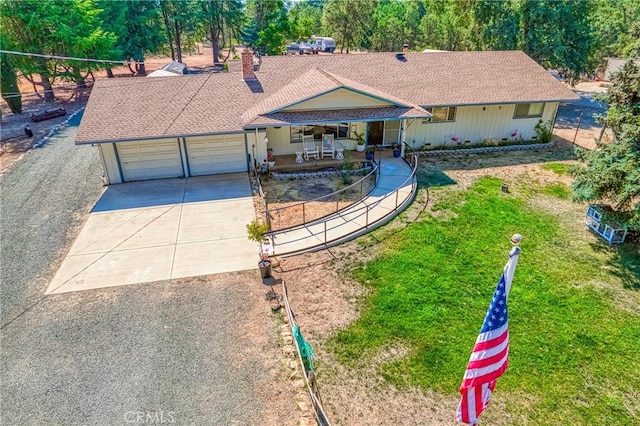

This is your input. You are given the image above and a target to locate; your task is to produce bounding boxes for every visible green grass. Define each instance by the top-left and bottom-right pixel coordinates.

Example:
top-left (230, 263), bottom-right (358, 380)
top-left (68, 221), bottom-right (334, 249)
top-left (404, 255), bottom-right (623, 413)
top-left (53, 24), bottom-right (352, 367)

top-left (541, 182), bottom-right (572, 199)
top-left (542, 162), bottom-right (572, 176)
top-left (330, 177), bottom-right (640, 424)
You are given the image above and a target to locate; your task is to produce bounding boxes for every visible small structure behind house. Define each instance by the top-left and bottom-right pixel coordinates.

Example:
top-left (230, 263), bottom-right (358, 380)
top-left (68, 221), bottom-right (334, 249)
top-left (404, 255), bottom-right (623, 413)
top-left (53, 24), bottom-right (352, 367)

top-left (584, 204), bottom-right (628, 244)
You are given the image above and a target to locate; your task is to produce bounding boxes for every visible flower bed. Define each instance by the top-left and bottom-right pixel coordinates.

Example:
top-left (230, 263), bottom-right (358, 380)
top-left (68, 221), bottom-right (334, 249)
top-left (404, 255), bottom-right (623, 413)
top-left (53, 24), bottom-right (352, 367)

top-left (271, 162), bottom-right (373, 180)
top-left (418, 141), bottom-right (554, 156)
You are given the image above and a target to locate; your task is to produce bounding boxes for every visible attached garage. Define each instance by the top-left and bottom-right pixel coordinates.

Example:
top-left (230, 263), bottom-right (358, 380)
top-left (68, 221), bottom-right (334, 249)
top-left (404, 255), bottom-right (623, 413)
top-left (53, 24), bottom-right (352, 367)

top-left (186, 134), bottom-right (247, 176)
top-left (116, 138), bottom-right (184, 182)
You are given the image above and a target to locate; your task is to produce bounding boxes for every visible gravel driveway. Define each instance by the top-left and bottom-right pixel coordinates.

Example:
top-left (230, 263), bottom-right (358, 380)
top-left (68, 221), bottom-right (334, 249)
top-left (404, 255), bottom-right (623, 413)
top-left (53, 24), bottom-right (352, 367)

top-left (1, 113), bottom-right (103, 327)
top-left (0, 118), bottom-right (296, 424)
top-left (554, 84), bottom-right (607, 149)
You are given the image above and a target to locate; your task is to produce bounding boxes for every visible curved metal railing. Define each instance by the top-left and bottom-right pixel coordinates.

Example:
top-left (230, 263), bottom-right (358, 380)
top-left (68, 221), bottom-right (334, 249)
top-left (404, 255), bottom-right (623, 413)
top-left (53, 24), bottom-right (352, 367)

top-left (263, 161), bottom-right (379, 232)
top-left (269, 144), bottom-right (419, 255)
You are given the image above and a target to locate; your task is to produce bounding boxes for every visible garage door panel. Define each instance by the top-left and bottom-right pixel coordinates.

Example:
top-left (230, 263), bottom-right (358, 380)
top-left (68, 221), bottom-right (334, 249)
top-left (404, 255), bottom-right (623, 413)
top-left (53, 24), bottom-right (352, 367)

top-left (117, 139), bottom-right (184, 182)
top-left (186, 135), bottom-right (247, 176)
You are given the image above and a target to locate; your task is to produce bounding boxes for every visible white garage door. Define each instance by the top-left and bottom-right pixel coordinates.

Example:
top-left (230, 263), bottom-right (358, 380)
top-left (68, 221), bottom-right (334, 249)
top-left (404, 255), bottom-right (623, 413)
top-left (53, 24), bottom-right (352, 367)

top-left (117, 139), bottom-right (184, 182)
top-left (186, 134), bottom-right (247, 176)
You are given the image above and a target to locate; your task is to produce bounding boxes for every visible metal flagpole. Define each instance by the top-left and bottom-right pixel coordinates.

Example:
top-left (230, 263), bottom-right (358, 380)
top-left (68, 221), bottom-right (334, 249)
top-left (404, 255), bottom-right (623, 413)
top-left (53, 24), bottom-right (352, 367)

top-left (455, 234), bottom-right (522, 425)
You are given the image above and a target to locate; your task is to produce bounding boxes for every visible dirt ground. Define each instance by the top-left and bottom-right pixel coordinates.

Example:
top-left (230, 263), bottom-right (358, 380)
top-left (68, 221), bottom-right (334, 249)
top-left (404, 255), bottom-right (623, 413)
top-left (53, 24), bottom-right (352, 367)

top-left (0, 46), bottom-right (228, 175)
top-left (260, 173), bottom-right (377, 230)
top-left (273, 139), bottom-right (596, 425)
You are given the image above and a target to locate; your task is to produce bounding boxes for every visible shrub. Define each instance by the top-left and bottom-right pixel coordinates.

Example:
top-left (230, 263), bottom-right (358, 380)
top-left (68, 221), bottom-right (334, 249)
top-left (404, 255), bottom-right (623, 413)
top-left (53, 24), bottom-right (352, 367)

top-left (535, 119), bottom-right (554, 143)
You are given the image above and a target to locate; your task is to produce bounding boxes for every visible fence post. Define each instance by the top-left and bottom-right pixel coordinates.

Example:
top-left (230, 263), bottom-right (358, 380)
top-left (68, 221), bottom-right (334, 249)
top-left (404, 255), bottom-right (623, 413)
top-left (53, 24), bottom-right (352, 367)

top-left (365, 204), bottom-right (369, 227)
top-left (395, 190), bottom-right (399, 210)
top-left (324, 221), bottom-right (327, 243)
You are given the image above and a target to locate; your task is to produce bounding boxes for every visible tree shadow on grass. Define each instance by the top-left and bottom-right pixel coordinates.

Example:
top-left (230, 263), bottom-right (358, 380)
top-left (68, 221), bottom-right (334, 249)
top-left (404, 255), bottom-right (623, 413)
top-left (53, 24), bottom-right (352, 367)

top-left (590, 240), bottom-right (640, 290)
top-left (417, 168), bottom-right (457, 189)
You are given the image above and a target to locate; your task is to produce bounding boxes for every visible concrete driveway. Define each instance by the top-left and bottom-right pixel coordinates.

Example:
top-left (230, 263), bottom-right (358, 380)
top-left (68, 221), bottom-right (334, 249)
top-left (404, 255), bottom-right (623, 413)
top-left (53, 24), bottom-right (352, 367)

top-left (46, 174), bottom-right (258, 294)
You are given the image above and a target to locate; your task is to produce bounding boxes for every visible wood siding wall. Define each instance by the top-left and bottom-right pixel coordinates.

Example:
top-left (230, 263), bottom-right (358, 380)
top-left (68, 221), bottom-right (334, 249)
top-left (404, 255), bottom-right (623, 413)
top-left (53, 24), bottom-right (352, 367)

top-left (403, 103), bottom-right (558, 148)
top-left (284, 89), bottom-right (394, 111)
top-left (265, 122), bottom-right (367, 156)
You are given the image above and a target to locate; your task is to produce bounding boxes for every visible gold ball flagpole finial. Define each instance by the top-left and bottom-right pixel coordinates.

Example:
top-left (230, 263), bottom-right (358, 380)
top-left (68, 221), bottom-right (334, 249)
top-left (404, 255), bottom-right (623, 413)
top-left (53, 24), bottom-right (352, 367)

top-left (509, 234), bottom-right (522, 257)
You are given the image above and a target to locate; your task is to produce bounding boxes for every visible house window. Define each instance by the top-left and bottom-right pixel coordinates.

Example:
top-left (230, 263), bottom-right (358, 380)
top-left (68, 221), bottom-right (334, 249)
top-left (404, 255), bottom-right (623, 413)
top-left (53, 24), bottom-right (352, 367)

top-left (424, 107), bottom-right (456, 122)
top-left (514, 103), bottom-right (544, 118)
top-left (291, 123), bottom-right (350, 143)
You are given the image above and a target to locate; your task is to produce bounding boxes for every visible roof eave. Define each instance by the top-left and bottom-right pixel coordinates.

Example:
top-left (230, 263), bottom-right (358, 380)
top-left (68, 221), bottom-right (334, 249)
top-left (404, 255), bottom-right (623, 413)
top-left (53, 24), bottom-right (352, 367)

top-left (422, 97), bottom-right (580, 108)
top-left (243, 114), bottom-right (432, 129)
top-left (75, 129), bottom-right (246, 145)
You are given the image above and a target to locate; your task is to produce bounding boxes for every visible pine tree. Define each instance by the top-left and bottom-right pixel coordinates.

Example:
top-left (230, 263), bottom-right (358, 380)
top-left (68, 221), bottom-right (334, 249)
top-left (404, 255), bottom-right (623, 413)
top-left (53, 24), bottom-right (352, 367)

top-left (571, 58), bottom-right (640, 228)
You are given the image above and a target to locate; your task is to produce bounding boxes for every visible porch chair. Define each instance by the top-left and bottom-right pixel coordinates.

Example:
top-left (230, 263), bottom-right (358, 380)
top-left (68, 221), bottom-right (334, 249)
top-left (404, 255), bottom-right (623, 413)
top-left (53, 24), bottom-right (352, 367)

top-left (321, 134), bottom-right (335, 159)
top-left (302, 135), bottom-right (319, 161)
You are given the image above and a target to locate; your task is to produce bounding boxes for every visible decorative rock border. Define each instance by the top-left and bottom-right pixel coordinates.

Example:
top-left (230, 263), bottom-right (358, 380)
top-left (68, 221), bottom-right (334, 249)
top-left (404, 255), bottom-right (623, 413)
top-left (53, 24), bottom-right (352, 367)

top-left (32, 107), bottom-right (85, 149)
top-left (417, 141), bottom-right (554, 156)
top-left (271, 163), bottom-right (373, 180)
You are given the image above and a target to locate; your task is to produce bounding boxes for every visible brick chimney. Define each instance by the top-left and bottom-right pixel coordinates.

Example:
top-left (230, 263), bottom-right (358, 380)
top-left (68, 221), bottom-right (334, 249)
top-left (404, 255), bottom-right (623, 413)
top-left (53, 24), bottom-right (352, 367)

top-left (402, 43), bottom-right (409, 55)
top-left (241, 49), bottom-right (256, 81)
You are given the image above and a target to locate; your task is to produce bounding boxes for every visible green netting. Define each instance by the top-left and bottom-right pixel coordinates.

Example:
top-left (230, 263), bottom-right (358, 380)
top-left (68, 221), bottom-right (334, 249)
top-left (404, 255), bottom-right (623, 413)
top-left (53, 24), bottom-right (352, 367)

top-left (293, 324), bottom-right (315, 371)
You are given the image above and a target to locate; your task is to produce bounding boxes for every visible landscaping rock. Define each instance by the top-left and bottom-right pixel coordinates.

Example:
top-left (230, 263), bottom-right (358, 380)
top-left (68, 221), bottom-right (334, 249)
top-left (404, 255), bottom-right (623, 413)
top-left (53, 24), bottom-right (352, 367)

top-left (289, 370), bottom-right (301, 380)
top-left (298, 416), bottom-right (316, 426)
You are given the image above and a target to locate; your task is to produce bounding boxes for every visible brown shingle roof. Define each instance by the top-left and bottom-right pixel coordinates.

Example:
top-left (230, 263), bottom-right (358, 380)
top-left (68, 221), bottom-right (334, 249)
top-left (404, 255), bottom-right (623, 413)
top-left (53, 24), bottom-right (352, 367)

top-left (76, 51), bottom-right (579, 144)
top-left (241, 67), bottom-right (429, 126)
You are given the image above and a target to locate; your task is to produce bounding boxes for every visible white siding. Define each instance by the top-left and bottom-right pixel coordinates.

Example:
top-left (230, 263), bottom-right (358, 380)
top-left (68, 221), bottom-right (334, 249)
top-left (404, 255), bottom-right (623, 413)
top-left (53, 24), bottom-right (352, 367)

top-left (98, 143), bottom-right (122, 184)
top-left (404, 103), bottom-right (558, 148)
top-left (265, 122), bottom-right (367, 155)
top-left (283, 88), bottom-right (395, 111)
top-left (246, 129), bottom-right (267, 169)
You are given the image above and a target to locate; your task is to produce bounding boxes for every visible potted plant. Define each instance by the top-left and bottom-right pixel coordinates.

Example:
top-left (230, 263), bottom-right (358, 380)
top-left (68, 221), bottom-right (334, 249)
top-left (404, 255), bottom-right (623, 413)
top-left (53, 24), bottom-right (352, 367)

top-left (352, 130), bottom-right (366, 152)
top-left (392, 144), bottom-right (401, 157)
top-left (246, 219), bottom-right (272, 278)
top-left (267, 148), bottom-right (275, 167)
top-left (365, 146), bottom-right (374, 161)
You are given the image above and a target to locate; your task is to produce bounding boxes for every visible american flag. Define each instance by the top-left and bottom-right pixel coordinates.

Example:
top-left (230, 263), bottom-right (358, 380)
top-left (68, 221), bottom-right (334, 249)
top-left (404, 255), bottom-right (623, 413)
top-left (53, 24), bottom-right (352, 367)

top-left (456, 247), bottom-right (520, 425)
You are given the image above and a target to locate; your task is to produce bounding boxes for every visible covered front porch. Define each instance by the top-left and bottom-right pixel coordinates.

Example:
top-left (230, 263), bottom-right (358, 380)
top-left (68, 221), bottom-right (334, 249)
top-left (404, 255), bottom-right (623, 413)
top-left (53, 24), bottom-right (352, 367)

top-left (246, 118), bottom-right (406, 169)
top-left (267, 148), bottom-right (396, 172)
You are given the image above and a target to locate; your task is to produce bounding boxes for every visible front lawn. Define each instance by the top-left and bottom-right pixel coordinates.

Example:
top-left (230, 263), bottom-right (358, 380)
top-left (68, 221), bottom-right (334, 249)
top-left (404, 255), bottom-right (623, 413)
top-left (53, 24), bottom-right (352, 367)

top-left (330, 176), bottom-right (640, 424)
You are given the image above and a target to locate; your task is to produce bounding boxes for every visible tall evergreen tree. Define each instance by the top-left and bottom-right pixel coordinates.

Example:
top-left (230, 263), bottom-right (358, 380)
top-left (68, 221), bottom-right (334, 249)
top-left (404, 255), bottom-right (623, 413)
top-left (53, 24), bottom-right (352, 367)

top-left (159, 0), bottom-right (200, 63)
top-left (288, 0), bottom-right (324, 41)
top-left (472, 0), bottom-right (520, 50)
top-left (323, 0), bottom-right (375, 53)
top-left (1, 0), bottom-right (117, 101)
top-left (1, 51), bottom-right (22, 114)
top-left (197, 0), bottom-right (244, 64)
top-left (99, 0), bottom-right (165, 76)
top-left (521, 0), bottom-right (596, 84)
top-left (572, 58), bottom-right (640, 228)
top-left (371, 0), bottom-right (406, 52)
top-left (245, 0), bottom-right (289, 55)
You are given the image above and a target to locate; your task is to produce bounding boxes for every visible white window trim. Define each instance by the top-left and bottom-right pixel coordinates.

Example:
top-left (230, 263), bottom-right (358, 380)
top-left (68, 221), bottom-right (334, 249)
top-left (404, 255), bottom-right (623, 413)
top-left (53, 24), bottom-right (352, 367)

top-left (290, 123), bottom-right (350, 143)
top-left (513, 103), bottom-right (545, 119)
top-left (423, 106), bottom-right (457, 123)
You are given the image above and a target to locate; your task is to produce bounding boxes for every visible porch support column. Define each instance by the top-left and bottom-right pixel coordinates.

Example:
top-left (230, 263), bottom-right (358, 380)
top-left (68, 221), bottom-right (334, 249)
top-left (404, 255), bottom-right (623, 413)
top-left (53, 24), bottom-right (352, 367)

top-left (400, 120), bottom-right (406, 157)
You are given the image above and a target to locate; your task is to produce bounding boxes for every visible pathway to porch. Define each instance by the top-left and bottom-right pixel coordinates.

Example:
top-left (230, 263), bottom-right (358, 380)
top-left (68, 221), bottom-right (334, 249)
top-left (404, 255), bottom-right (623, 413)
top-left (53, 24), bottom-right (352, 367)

top-left (268, 155), bottom-right (416, 256)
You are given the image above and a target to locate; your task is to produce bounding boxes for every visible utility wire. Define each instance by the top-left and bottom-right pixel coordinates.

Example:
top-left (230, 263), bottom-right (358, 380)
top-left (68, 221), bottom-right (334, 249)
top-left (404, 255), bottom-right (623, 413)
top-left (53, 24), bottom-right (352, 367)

top-left (1, 49), bottom-right (214, 66)
top-left (0, 50), bottom-right (144, 65)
